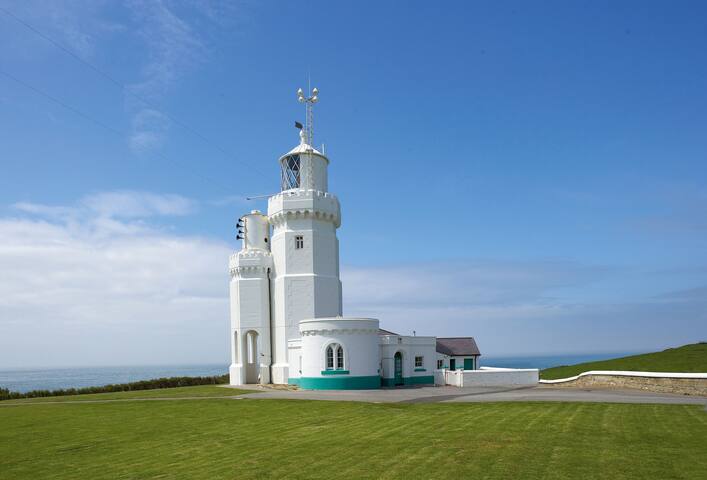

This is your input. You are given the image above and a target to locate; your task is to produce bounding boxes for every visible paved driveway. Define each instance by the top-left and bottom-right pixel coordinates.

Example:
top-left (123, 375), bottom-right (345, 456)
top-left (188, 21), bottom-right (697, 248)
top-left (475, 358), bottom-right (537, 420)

top-left (224, 384), bottom-right (707, 406)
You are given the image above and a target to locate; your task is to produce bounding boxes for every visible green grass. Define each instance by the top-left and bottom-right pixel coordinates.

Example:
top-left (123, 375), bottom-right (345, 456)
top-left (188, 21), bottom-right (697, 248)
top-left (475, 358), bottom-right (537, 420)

top-left (1, 395), bottom-right (705, 479)
top-left (541, 342), bottom-right (707, 380)
top-left (0, 385), bottom-right (252, 404)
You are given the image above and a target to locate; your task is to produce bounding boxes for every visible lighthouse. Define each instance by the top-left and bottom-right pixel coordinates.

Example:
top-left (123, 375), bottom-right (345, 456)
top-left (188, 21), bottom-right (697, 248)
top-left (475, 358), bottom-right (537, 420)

top-left (267, 129), bottom-right (343, 383)
top-left (229, 87), bottom-right (343, 386)
top-left (227, 89), bottom-right (469, 390)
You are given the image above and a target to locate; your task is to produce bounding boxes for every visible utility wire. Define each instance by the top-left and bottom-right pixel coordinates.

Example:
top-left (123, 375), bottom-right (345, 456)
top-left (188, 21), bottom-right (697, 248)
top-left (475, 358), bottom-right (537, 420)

top-left (0, 68), bottom-right (239, 196)
top-left (0, 5), bottom-right (269, 179)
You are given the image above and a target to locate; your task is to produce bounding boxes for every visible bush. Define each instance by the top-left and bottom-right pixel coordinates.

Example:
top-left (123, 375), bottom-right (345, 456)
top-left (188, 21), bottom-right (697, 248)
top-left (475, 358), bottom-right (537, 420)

top-left (0, 373), bottom-right (229, 401)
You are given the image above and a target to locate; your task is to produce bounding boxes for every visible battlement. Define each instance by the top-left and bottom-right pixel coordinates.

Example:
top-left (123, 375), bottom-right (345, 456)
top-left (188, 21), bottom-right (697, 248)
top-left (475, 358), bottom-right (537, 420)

top-left (268, 189), bottom-right (341, 227)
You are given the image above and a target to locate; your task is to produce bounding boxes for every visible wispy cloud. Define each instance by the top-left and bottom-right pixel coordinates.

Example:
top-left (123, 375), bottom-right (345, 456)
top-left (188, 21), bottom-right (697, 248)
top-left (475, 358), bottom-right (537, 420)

top-left (14, 190), bottom-right (196, 220)
top-left (123, 0), bottom-right (224, 154)
top-left (2, 1), bottom-right (243, 154)
top-left (128, 108), bottom-right (170, 153)
top-left (125, 0), bottom-right (205, 99)
top-left (1, 0), bottom-right (115, 59)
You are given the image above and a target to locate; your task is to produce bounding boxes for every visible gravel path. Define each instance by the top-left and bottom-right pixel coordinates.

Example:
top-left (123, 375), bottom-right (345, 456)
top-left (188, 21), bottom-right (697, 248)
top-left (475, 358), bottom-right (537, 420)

top-left (3, 385), bottom-right (705, 406)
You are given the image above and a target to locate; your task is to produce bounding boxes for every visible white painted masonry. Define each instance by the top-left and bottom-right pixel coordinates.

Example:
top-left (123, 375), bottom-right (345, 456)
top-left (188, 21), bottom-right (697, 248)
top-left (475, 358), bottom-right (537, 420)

top-left (439, 367), bottom-right (539, 387)
top-left (299, 318), bottom-right (380, 377)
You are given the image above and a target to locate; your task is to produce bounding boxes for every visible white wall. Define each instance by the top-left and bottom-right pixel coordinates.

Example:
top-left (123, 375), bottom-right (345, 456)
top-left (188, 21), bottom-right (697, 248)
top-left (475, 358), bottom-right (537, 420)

top-left (379, 335), bottom-right (436, 383)
top-left (228, 247), bottom-right (273, 386)
top-left (287, 339), bottom-right (302, 380)
top-left (440, 367), bottom-right (539, 387)
top-left (299, 318), bottom-right (380, 378)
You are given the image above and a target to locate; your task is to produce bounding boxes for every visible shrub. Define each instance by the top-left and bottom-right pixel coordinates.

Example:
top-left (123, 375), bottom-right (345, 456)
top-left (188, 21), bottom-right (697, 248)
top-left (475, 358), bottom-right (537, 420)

top-left (0, 373), bottom-right (228, 401)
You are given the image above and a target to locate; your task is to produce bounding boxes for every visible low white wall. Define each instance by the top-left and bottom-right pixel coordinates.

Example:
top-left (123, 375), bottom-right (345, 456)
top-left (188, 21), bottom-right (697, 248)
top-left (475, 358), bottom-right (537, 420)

top-left (438, 367), bottom-right (539, 387)
top-left (540, 370), bottom-right (707, 384)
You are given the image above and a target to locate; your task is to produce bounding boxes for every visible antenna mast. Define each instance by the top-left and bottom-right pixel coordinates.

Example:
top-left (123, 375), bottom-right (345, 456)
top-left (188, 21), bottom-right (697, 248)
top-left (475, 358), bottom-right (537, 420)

top-left (297, 86), bottom-right (319, 146)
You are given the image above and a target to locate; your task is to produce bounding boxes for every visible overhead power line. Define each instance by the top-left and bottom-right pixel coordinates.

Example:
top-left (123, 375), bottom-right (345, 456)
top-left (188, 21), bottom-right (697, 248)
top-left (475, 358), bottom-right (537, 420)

top-left (0, 5), bottom-right (269, 179)
top-left (0, 68), bottom-right (238, 195)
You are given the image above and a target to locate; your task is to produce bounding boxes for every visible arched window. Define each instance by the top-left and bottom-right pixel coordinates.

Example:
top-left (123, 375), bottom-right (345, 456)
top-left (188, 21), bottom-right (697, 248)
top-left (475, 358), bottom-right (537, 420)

top-left (325, 343), bottom-right (344, 370)
top-left (336, 345), bottom-right (344, 369)
top-left (326, 345), bottom-right (334, 370)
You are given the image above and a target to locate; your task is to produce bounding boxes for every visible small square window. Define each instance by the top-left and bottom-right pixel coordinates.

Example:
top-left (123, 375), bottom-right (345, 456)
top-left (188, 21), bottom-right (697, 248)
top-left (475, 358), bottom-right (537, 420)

top-left (415, 356), bottom-right (423, 368)
top-left (295, 235), bottom-right (304, 249)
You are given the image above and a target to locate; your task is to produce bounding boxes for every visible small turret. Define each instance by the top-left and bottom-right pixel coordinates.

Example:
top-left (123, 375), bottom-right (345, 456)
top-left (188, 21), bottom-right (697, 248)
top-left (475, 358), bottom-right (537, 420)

top-left (238, 210), bottom-right (270, 251)
top-left (229, 210), bottom-right (273, 386)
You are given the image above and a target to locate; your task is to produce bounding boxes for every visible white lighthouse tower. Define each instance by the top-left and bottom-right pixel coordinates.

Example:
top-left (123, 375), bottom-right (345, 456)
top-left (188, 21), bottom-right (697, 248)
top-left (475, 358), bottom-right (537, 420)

top-left (267, 88), bottom-right (343, 384)
top-left (229, 87), bottom-right (343, 386)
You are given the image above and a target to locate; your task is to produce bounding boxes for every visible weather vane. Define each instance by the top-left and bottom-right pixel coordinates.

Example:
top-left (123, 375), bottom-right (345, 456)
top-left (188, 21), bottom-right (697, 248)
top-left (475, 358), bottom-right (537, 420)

top-left (296, 87), bottom-right (318, 147)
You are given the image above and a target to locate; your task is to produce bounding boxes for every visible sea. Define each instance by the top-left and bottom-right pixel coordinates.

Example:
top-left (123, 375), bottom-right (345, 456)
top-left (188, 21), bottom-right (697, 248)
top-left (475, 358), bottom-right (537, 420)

top-left (0, 352), bottom-right (633, 393)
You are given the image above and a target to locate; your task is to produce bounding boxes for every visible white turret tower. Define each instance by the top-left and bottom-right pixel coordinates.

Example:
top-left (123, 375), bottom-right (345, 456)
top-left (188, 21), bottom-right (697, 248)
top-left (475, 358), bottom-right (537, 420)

top-left (267, 87), bottom-right (343, 384)
top-left (228, 210), bottom-right (273, 385)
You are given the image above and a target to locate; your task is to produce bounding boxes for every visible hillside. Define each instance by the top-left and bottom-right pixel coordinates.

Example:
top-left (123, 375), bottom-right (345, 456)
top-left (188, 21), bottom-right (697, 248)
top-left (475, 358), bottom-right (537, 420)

top-left (540, 342), bottom-right (707, 380)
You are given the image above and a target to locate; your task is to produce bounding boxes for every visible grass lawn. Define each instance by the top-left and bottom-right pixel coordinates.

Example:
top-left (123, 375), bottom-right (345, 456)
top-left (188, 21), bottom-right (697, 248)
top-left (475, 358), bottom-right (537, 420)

top-left (541, 342), bottom-right (707, 380)
top-left (1, 385), bottom-right (252, 404)
top-left (1, 393), bottom-right (705, 479)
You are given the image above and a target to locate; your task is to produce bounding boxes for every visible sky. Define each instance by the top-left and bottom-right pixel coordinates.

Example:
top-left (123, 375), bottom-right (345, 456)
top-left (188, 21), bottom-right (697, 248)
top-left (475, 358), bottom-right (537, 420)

top-left (0, 0), bottom-right (706, 368)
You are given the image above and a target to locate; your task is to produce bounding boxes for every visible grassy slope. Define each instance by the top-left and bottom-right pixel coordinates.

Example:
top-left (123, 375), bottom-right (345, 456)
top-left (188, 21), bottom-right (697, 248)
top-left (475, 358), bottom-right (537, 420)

top-left (1, 385), bottom-right (252, 404)
top-left (1, 396), bottom-right (706, 479)
top-left (541, 343), bottom-right (707, 380)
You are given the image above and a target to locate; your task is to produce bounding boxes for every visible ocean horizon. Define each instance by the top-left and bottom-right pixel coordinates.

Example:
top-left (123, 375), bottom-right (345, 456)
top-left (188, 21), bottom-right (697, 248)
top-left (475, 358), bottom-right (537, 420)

top-left (0, 352), bottom-right (634, 393)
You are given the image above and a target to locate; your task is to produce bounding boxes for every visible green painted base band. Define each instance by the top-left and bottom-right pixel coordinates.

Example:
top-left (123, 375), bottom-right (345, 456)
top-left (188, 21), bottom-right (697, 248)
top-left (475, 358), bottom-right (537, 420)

top-left (288, 378), bottom-right (300, 386)
top-left (381, 377), bottom-right (396, 387)
top-left (298, 375), bottom-right (381, 390)
top-left (381, 375), bottom-right (435, 387)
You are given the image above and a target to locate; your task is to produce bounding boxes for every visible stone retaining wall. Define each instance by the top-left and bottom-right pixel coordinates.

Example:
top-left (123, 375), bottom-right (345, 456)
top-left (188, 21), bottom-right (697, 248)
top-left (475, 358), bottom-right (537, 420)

top-left (545, 374), bottom-right (707, 396)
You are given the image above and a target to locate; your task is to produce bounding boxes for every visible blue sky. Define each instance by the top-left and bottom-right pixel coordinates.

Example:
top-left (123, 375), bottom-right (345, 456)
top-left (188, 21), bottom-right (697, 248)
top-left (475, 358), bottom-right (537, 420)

top-left (1, 1), bottom-right (705, 367)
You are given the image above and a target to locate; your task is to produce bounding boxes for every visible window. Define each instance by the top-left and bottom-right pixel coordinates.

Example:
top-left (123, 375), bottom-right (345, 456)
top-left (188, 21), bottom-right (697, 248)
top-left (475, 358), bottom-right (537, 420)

top-left (295, 235), bottom-right (304, 249)
top-left (325, 343), bottom-right (344, 370)
top-left (415, 356), bottom-right (424, 368)
top-left (326, 346), bottom-right (334, 369)
top-left (336, 345), bottom-right (344, 369)
top-left (281, 154), bottom-right (301, 190)
top-left (437, 359), bottom-right (443, 369)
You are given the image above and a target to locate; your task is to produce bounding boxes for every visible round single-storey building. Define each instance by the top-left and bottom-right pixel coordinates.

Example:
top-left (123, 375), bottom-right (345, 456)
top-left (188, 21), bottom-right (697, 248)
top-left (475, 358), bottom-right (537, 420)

top-left (293, 317), bottom-right (381, 389)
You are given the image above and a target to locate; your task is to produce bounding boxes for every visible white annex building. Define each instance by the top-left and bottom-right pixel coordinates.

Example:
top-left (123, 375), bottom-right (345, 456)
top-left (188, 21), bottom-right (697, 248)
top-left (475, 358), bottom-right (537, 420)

top-left (229, 89), bottom-right (480, 390)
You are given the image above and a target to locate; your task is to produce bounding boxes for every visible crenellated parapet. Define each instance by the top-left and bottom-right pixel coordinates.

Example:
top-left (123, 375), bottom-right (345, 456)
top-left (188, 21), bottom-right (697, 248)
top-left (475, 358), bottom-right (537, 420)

top-left (268, 189), bottom-right (341, 228)
top-left (299, 318), bottom-right (379, 336)
top-left (229, 250), bottom-right (273, 278)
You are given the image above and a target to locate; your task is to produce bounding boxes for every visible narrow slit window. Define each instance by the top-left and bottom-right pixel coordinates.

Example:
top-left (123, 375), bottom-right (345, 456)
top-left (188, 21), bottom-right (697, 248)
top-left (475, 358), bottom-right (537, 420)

top-left (336, 346), bottom-right (344, 369)
top-left (295, 235), bottom-right (304, 249)
top-left (326, 346), bottom-right (334, 370)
